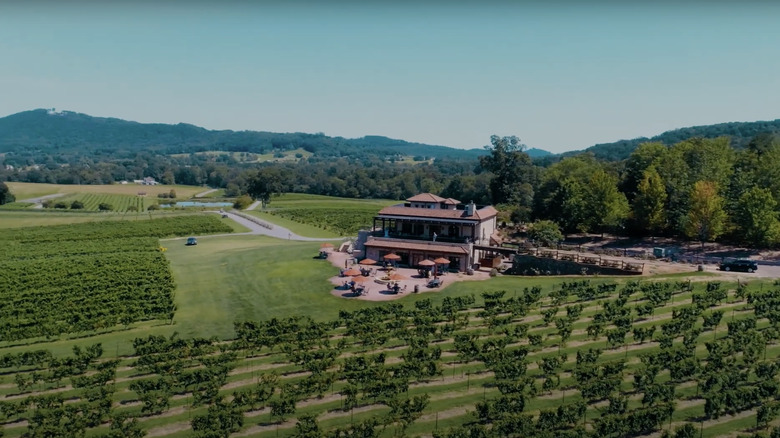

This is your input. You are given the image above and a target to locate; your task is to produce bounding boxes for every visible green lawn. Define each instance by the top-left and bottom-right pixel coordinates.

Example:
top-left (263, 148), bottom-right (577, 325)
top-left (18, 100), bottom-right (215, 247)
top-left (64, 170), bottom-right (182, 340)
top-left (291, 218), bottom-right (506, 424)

top-left (5, 181), bottom-right (206, 199)
top-left (266, 192), bottom-right (398, 209)
top-left (164, 234), bottom-right (384, 339)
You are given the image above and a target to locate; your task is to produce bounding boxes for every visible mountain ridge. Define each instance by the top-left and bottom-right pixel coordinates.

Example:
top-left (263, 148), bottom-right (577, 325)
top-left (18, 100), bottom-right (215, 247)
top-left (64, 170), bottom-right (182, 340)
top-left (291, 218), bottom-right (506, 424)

top-left (2, 109), bottom-right (779, 163)
top-left (0, 109), bottom-right (552, 160)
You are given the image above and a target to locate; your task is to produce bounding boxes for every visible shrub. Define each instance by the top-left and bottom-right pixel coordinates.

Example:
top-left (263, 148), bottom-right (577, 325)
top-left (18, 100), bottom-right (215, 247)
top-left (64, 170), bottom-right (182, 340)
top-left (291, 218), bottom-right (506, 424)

top-left (127, 205), bottom-right (139, 212)
top-left (54, 202), bottom-right (68, 209)
top-left (528, 220), bottom-right (564, 247)
top-left (98, 203), bottom-right (113, 211)
top-left (70, 200), bottom-right (85, 209)
top-left (233, 195), bottom-right (253, 210)
top-left (489, 268), bottom-right (498, 277)
top-left (147, 204), bottom-right (160, 211)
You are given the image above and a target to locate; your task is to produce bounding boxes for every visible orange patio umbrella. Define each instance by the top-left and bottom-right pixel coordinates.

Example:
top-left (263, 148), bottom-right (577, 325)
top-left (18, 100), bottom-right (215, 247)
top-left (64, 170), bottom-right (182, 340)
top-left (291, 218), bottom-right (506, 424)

top-left (359, 258), bottom-right (378, 265)
top-left (383, 253), bottom-right (402, 260)
top-left (343, 268), bottom-right (362, 276)
top-left (352, 275), bottom-right (372, 283)
top-left (433, 257), bottom-right (450, 264)
top-left (418, 259), bottom-right (436, 267)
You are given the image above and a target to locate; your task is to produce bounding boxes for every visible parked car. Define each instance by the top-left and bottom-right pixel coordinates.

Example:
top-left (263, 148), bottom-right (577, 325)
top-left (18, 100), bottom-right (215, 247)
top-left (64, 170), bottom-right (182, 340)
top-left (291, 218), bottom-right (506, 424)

top-left (186, 237), bottom-right (198, 246)
top-left (719, 259), bottom-right (757, 273)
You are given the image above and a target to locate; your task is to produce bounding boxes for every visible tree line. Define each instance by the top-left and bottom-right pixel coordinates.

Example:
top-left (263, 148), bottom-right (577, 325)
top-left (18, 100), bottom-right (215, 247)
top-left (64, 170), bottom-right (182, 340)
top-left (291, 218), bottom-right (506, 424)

top-left (3, 132), bottom-right (779, 247)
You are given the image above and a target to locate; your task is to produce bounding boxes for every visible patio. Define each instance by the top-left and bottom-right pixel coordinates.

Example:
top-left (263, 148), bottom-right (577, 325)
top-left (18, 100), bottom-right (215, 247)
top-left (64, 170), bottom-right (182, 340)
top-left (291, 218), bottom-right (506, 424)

top-left (327, 251), bottom-right (489, 301)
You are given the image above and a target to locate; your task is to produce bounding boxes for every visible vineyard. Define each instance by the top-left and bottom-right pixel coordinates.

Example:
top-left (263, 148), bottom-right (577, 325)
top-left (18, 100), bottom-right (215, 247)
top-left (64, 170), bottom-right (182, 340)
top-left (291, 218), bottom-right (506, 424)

top-left (0, 215), bottom-right (233, 342)
top-left (2, 278), bottom-right (780, 437)
top-left (44, 193), bottom-right (154, 212)
top-left (266, 208), bottom-right (378, 236)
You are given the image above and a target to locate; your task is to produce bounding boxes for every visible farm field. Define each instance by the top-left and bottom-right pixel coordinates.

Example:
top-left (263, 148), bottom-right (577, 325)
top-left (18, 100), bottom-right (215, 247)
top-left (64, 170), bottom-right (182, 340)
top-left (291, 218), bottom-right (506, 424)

top-left (2, 271), bottom-right (780, 437)
top-left (45, 192), bottom-right (157, 212)
top-left (3, 203), bottom-right (780, 437)
top-left (0, 210), bottom-right (250, 232)
top-left (170, 148), bottom-right (313, 163)
top-left (252, 193), bottom-right (399, 237)
top-left (0, 215), bottom-right (233, 345)
top-left (4, 182), bottom-right (205, 200)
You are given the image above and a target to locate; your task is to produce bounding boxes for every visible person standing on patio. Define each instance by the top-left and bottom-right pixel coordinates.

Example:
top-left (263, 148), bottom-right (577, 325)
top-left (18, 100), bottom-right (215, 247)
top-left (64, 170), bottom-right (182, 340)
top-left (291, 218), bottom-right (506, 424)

top-left (432, 232), bottom-right (437, 242)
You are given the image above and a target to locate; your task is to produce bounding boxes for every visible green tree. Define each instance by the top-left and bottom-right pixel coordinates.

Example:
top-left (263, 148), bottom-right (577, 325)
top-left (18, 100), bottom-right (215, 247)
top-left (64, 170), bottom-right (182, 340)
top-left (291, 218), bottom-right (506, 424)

top-left (632, 166), bottom-right (667, 240)
top-left (621, 142), bottom-right (667, 202)
top-left (233, 195), bottom-right (253, 210)
top-left (735, 187), bottom-right (780, 247)
top-left (247, 167), bottom-right (285, 208)
top-left (527, 220), bottom-right (564, 247)
top-left (684, 181), bottom-right (727, 247)
top-left (0, 182), bottom-right (14, 205)
top-left (585, 170), bottom-right (630, 235)
top-left (479, 135), bottom-right (538, 207)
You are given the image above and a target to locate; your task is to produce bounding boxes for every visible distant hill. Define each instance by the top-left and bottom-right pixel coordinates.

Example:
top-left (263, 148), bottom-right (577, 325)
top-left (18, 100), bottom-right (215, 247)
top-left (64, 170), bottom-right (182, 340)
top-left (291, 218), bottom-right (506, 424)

top-left (562, 119), bottom-right (780, 161)
top-left (0, 109), bottom-right (526, 162)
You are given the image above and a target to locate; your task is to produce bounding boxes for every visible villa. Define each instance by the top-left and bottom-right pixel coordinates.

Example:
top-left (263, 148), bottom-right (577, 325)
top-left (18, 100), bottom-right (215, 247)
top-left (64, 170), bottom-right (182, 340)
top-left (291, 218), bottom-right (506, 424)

top-left (360, 193), bottom-right (498, 272)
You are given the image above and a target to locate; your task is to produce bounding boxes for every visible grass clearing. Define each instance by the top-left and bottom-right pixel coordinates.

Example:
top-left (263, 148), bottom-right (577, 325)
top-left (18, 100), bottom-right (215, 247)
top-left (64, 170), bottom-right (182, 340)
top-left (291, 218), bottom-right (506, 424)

top-left (5, 182), bottom-right (205, 199)
top-left (249, 193), bottom-right (399, 237)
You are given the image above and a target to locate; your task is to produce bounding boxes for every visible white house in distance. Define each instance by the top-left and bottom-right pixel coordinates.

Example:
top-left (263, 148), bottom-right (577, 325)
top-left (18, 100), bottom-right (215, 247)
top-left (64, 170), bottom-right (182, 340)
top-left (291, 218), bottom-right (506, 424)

top-left (362, 193), bottom-right (498, 272)
top-left (132, 177), bottom-right (159, 185)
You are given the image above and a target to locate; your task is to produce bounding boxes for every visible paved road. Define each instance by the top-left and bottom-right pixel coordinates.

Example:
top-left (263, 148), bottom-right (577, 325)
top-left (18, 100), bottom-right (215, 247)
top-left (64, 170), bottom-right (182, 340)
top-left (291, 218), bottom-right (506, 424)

top-left (19, 193), bottom-right (66, 209)
top-left (165, 211), bottom-right (340, 243)
top-left (194, 189), bottom-right (219, 198)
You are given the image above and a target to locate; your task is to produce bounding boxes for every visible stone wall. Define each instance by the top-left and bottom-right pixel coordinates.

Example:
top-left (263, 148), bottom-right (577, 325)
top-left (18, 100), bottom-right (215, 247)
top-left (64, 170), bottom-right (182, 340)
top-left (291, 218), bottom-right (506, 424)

top-left (507, 255), bottom-right (641, 276)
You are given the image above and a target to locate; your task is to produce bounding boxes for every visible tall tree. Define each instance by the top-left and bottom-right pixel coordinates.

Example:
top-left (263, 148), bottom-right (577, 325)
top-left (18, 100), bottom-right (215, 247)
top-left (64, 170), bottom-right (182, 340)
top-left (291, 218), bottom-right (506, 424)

top-left (479, 135), bottom-right (538, 207)
top-left (247, 167), bottom-right (286, 208)
top-left (621, 142), bottom-right (667, 202)
top-left (0, 181), bottom-right (14, 205)
top-left (585, 170), bottom-right (630, 235)
top-left (632, 166), bottom-right (667, 240)
top-left (684, 181), bottom-right (727, 248)
top-left (735, 187), bottom-right (780, 247)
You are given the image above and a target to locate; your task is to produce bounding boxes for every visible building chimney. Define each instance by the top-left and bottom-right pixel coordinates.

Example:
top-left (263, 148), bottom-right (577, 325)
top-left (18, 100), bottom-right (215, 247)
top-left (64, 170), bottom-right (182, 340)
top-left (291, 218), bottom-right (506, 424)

top-left (466, 201), bottom-right (475, 216)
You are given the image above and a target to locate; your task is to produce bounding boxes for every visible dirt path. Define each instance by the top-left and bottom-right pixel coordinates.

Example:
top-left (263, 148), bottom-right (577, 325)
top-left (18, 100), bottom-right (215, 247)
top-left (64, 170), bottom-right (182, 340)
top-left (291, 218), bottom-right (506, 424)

top-left (193, 189), bottom-right (218, 198)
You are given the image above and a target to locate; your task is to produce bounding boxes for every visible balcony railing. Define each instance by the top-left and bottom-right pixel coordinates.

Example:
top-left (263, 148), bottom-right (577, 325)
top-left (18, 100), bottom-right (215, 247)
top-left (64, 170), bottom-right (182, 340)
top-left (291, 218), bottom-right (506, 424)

top-left (369, 231), bottom-right (471, 244)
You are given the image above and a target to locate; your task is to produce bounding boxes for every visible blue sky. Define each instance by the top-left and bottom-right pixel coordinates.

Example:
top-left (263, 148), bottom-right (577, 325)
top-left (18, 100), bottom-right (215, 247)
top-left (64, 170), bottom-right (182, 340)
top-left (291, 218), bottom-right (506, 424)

top-left (1, 2), bottom-right (779, 153)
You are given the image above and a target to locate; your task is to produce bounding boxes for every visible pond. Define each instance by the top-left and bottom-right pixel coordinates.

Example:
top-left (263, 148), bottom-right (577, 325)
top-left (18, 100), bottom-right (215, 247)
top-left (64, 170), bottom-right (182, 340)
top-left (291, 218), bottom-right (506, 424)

top-left (160, 201), bottom-right (233, 208)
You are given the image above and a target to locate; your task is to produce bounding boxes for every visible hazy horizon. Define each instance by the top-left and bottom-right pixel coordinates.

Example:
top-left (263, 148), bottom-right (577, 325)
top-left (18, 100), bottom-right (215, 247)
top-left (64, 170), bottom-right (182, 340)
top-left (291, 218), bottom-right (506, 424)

top-left (2, 1), bottom-right (779, 153)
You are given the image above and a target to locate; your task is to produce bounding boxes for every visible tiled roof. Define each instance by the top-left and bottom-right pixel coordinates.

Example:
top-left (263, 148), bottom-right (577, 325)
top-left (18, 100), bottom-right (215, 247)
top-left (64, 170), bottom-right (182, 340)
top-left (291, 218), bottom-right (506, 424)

top-left (364, 239), bottom-right (470, 255)
top-left (377, 205), bottom-right (498, 221)
top-left (406, 193), bottom-right (446, 203)
top-left (443, 198), bottom-right (461, 205)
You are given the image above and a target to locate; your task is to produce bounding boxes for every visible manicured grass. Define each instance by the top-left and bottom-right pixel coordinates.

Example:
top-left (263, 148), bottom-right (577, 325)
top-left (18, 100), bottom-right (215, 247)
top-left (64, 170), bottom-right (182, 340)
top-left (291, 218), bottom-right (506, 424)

top-left (164, 235), bottom-right (386, 339)
top-left (50, 192), bottom-right (156, 212)
top-left (5, 182), bottom-right (205, 199)
top-left (266, 192), bottom-right (399, 209)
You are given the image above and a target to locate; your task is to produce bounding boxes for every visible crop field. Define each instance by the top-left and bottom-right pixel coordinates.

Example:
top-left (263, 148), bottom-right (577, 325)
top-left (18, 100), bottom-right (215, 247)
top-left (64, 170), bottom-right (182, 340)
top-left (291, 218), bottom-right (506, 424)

top-left (4, 182), bottom-right (205, 200)
top-left (44, 192), bottom-right (155, 212)
top-left (255, 194), bottom-right (398, 237)
top-left (2, 274), bottom-right (780, 437)
top-left (170, 148), bottom-right (314, 163)
top-left (0, 215), bottom-right (233, 343)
